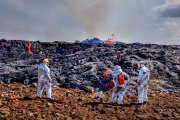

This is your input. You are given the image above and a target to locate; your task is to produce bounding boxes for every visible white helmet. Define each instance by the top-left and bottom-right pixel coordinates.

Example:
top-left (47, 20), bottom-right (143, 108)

top-left (113, 65), bottom-right (122, 77)
top-left (138, 61), bottom-right (144, 64)
top-left (138, 61), bottom-right (145, 68)
top-left (114, 65), bottom-right (122, 71)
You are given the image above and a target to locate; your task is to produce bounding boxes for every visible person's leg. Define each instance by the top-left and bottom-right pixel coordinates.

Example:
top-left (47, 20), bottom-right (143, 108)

top-left (36, 83), bottom-right (43, 97)
top-left (143, 85), bottom-right (148, 102)
top-left (112, 89), bottom-right (118, 103)
top-left (117, 89), bottom-right (126, 105)
top-left (142, 77), bottom-right (149, 102)
top-left (45, 82), bottom-right (51, 99)
top-left (138, 85), bottom-right (144, 103)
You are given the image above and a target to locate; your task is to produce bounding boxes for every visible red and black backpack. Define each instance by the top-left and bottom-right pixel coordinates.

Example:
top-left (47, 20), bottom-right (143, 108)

top-left (118, 73), bottom-right (125, 85)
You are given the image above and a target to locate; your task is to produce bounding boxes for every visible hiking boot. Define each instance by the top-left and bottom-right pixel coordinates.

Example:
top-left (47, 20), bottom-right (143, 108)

top-left (35, 96), bottom-right (41, 99)
top-left (137, 103), bottom-right (143, 105)
top-left (100, 98), bottom-right (103, 103)
top-left (47, 97), bottom-right (55, 101)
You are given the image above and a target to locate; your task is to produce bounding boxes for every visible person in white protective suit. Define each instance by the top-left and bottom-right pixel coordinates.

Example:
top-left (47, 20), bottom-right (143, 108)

top-left (137, 61), bottom-right (150, 104)
top-left (36, 58), bottom-right (53, 99)
top-left (112, 65), bottom-right (130, 105)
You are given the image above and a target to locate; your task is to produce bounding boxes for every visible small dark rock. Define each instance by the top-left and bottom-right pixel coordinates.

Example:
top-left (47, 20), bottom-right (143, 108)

top-left (99, 109), bottom-right (106, 114)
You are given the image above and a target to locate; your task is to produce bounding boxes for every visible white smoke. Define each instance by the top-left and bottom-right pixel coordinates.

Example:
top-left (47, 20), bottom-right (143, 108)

top-left (0, 0), bottom-right (179, 44)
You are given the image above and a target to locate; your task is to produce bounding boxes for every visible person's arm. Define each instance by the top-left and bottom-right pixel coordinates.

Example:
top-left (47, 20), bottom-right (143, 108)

top-left (140, 67), bottom-right (150, 86)
top-left (44, 67), bottom-right (53, 83)
top-left (137, 68), bottom-right (143, 85)
top-left (112, 77), bottom-right (116, 84)
top-left (112, 76), bottom-right (117, 90)
top-left (123, 72), bottom-right (130, 82)
top-left (45, 74), bottom-right (53, 83)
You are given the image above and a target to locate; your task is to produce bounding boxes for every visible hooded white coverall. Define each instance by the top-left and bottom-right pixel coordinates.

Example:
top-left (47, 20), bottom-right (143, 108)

top-left (36, 63), bottom-right (52, 98)
top-left (112, 65), bottom-right (130, 104)
top-left (138, 65), bottom-right (150, 103)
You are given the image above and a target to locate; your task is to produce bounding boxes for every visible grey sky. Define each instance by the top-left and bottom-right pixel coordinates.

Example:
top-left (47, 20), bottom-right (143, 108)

top-left (0, 0), bottom-right (179, 44)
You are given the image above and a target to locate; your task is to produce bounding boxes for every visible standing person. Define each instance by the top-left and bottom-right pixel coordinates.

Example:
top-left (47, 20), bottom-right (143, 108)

top-left (137, 61), bottom-right (150, 105)
top-left (37, 58), bottom-right (53, 99)
top-left (95, 68), bottom-right (114, 91)
top-left (112, 65), bottom-right (130, 105)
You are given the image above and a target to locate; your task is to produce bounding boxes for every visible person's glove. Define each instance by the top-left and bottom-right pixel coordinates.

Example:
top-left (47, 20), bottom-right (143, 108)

top-left (49, 78), bottom-right (53, 83)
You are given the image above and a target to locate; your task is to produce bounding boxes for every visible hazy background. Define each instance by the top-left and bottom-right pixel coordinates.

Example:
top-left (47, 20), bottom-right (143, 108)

top-left (0, 0), bottom-right (180, 44)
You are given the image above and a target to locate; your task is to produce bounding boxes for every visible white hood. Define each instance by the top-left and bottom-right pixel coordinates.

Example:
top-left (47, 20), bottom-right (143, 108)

top-left (113, 65), bottom-right (122, 77)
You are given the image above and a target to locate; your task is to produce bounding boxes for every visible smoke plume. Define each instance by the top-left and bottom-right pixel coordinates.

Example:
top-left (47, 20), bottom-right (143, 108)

top-left (0, 0), bottom-right (180, 44)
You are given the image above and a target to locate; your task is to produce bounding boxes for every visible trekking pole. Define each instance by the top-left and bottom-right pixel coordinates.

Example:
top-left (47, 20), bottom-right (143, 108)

top-left (105, 86), bottom-right (115, 93)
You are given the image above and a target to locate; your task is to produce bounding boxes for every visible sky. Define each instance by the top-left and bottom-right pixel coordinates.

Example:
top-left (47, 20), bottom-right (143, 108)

top-left (0, 0), bottom-right (180, 45)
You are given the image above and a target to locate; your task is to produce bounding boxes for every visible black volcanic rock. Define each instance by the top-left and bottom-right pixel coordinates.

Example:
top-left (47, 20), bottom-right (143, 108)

top-left (0, 39), bottom-right (180, 93)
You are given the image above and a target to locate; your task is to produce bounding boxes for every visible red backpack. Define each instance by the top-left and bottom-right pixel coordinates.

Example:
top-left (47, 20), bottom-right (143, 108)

top-left (118, 73), bottom-right (125, 85)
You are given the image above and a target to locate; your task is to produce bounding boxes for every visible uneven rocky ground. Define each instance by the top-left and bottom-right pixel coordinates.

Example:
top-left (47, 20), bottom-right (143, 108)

top-left (0, 82), bottom-right (180, 120)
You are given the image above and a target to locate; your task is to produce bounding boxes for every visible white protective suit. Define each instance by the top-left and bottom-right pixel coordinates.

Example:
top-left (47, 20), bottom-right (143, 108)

top-left (36, 63), bottom-right (52, 98)
top-left (112, 65), bottom-right (130, 104)
top-left (138, 64), bottom-right (150, 103)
